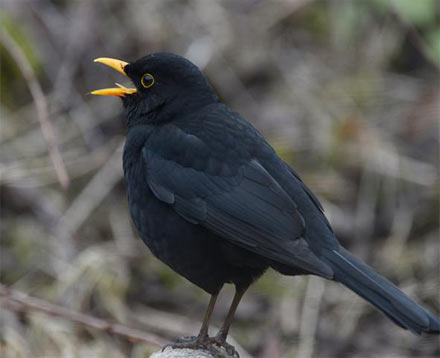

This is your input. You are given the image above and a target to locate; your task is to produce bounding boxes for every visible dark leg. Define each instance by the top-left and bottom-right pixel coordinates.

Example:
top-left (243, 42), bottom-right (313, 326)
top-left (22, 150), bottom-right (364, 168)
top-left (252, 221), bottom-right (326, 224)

top-left (207, 286), bottom-right (248, 357)
top-left (197, 293), bottom-right (218, 339)
top-left (165, 288), bottom-right (246, 357)
top-left (216, 287), bottom-right (247, 341)
top-left (167, 293), bottom-right (219, 350)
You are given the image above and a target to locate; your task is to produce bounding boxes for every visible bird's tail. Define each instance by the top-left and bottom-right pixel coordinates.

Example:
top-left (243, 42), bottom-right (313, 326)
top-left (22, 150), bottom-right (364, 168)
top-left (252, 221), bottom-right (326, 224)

top-left (321, 246), bottom-right (440, 334)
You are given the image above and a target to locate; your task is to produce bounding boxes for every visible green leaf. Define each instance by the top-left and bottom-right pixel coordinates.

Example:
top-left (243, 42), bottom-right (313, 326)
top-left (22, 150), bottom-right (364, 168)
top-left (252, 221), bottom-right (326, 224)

top-left (374, 0), bottom-right (436, 26)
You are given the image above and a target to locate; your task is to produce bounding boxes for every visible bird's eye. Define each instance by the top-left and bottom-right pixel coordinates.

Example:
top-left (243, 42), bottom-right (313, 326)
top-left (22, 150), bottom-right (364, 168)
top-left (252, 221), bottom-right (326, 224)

top-left (141, 73), bottom-right (155, 88)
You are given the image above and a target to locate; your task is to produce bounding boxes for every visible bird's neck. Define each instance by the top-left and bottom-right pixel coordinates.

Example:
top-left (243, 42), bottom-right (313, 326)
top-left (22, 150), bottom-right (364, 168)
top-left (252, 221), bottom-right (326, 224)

top-left (168, 91), bottom-right (218, 116)
top-left (127, 93), bottom-right (218, 128)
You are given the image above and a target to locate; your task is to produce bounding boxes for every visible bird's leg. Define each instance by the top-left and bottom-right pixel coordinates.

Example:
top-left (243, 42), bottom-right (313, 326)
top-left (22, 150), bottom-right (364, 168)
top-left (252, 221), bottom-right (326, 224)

top-left (217, 287), bottom-right (246, 341)
top-left (197, 292), bottom-right (218, 340)
top-left (209, 287), bottom-right (247, 357)
top-left (168, 293), bottom-right (219, 349)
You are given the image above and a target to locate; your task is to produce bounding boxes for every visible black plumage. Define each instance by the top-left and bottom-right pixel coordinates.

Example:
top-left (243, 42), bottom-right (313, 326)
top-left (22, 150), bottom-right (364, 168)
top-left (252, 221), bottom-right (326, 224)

top-left (93, 53), bottom-right (439, 355)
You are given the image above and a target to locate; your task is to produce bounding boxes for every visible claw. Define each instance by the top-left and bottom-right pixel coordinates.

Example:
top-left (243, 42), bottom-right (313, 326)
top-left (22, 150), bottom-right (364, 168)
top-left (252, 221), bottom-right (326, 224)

top-left (161, 335), bottom-right (239, 358)
top-left (207, 336), bottom-right (240, 358)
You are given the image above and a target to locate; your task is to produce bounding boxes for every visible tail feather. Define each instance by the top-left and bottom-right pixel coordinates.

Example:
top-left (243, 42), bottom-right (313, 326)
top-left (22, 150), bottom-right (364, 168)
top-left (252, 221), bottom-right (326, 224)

top-left (321, 247), bottom-right (440, 334)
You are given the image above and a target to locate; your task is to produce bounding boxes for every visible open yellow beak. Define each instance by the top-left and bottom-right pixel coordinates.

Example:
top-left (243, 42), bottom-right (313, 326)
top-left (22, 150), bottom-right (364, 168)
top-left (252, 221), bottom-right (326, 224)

top-left (91, 57), bottom-right (137, 97)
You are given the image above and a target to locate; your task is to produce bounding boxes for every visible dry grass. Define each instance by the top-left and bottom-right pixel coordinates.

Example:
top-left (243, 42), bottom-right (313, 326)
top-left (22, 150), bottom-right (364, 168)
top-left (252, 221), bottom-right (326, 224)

top-left (1, 1), bottom-right (439, 357)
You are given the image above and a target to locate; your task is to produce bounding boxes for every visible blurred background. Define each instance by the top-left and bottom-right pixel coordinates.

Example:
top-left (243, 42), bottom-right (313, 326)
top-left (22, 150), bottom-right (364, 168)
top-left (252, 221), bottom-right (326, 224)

top-left (1, 1), bottom-right (439, 357)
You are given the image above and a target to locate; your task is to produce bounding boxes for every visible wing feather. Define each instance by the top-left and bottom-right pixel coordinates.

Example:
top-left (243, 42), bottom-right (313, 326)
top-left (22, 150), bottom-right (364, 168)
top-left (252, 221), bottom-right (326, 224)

top-left (143, 146), bottom-right (333, 278)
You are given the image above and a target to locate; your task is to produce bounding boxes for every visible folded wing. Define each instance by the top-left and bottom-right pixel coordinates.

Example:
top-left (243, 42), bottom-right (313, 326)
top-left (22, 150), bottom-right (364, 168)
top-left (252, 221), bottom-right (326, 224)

top-left (143, 144), bottom-right (333, 279)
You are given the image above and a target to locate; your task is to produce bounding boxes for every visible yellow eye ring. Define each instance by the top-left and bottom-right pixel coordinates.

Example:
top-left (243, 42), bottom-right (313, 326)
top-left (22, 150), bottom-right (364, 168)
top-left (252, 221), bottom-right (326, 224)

top-left (141, 73), bottom-right (155, 88)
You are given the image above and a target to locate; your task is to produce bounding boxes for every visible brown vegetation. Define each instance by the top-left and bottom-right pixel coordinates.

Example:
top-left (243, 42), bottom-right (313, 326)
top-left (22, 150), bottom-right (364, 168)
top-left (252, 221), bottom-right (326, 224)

top-left (1, 1), bottom-right (439, 357)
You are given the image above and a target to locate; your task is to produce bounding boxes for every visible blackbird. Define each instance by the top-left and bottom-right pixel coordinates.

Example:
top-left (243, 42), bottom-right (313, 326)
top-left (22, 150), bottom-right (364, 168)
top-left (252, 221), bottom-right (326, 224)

top-left (92, 53), bottom-right (439, 355)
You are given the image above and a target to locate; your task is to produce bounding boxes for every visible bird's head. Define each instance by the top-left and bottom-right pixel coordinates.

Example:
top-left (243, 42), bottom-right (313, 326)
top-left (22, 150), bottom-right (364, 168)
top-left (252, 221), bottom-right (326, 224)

top-left (92, 53), bottom-right (217, 126)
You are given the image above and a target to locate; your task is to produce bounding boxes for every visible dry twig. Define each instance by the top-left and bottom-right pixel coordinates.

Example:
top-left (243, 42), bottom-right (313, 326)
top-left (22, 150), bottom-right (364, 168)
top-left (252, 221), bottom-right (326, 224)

top-left (296, 277), bottom-right (325, 358)
top-left (0, 29), bottom-right (70, 188)
top-left (0, 283), bottom-right (168, 347)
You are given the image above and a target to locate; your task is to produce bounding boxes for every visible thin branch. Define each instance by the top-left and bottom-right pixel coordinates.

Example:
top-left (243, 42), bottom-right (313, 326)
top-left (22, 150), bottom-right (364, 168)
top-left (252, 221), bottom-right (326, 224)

top-left (297, 277), bottom-right (325, 358)
top-left (0, 283), bottom-right (169, 347)
top-left (0, 29), bottom-right (70, 188)
top-left (51, 142), bottom-right (124, 271)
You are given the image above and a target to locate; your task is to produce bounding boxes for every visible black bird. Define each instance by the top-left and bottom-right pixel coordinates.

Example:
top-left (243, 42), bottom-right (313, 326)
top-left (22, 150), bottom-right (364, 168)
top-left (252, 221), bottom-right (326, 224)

top-left (92, 53), bottom-right (439, 355)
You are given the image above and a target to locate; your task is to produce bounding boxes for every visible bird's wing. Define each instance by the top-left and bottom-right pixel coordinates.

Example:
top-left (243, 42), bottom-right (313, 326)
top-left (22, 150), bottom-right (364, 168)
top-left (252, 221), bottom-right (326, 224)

top-left (142, 138), bottom-right (333, 278)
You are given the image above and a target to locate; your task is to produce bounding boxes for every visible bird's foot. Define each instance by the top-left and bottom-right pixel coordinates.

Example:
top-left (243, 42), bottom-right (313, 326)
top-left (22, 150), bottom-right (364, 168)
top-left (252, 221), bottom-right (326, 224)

top-left (174, 335), bottom-right (200, 346)
top-left (162, 335), bottom-right (239, 358)
top-left (161, 335), bottom-right (200, 351)
top-left (206, 336), bottom-right (239, 358)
